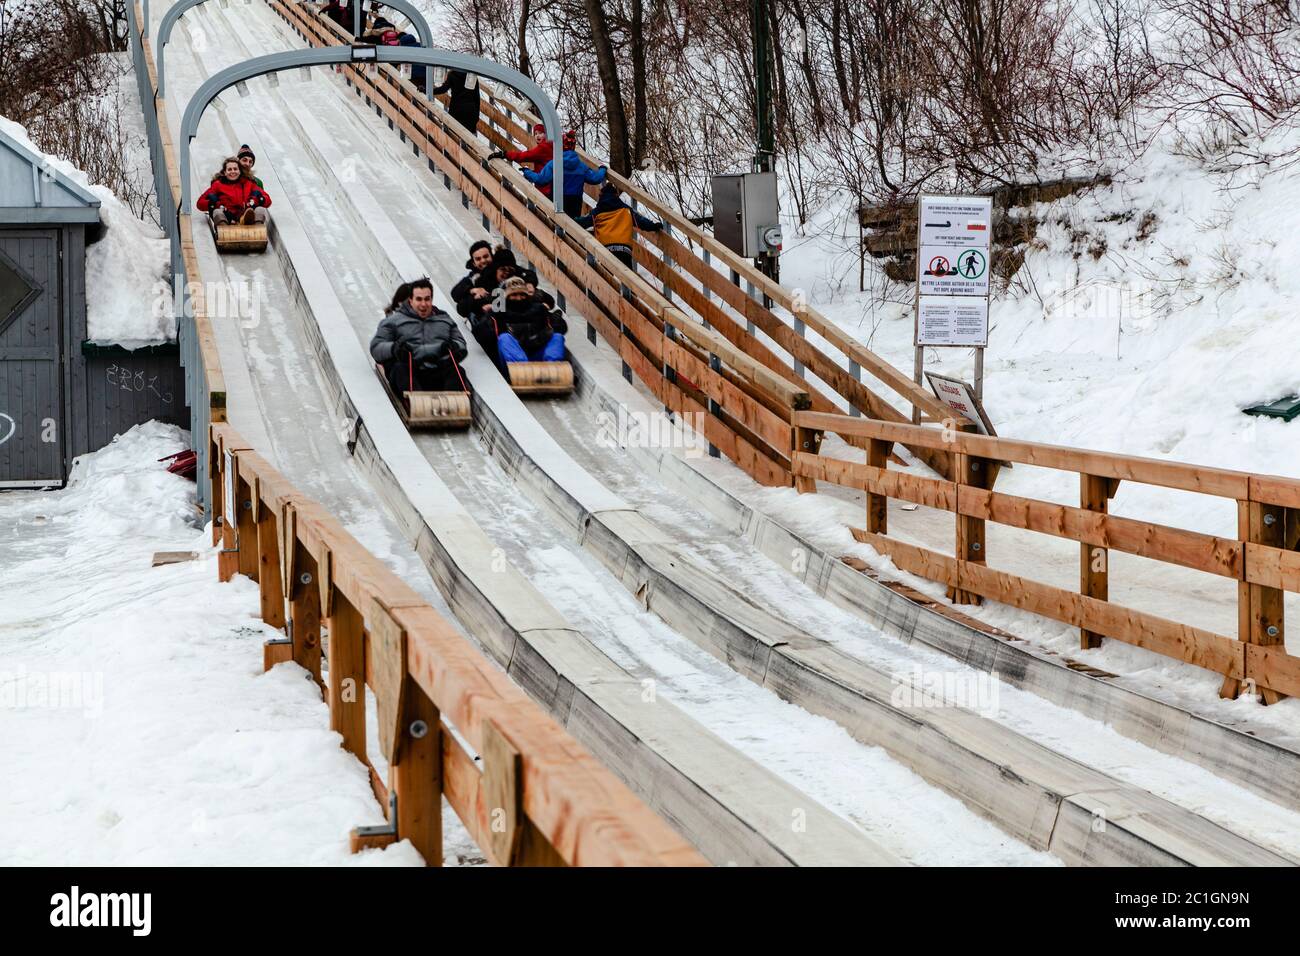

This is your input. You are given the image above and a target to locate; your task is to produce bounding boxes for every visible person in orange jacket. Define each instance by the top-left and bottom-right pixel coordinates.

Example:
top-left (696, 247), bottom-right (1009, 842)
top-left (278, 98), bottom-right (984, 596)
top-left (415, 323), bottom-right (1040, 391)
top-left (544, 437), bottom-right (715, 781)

top-left (574, 182), bottom-right (662, 271)
top-left (196, 157), bottom-right (272, 226)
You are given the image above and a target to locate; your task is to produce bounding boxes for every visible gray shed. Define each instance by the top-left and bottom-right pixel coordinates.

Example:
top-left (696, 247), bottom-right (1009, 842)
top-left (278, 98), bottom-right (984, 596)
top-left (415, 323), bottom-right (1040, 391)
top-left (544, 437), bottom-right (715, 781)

top-left (0, 126), bottom-right (186, 488)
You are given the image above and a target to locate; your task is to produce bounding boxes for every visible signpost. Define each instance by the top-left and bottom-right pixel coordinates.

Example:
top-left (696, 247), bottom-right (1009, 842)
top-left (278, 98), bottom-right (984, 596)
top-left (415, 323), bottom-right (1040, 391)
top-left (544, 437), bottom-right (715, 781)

top-left (914, 195), bottom-right (993, 421)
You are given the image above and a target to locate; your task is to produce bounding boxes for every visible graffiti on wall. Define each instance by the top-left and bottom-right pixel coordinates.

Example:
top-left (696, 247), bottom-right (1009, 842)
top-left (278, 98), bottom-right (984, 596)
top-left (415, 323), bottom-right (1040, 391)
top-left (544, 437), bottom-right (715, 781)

top-left (106, 365), bottom-right (174, 404)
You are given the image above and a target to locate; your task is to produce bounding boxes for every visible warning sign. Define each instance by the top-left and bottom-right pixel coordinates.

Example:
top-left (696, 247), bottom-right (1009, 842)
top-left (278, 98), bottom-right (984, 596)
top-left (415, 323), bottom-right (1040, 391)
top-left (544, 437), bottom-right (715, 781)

top-left (917, 195), bottom-right (992, 296)
top-left (917, 295), bottom-right (988, 346)
top-left (919, 244), bottom-right (990, 295)
top-left (924, 372), bottom-right (997, 437)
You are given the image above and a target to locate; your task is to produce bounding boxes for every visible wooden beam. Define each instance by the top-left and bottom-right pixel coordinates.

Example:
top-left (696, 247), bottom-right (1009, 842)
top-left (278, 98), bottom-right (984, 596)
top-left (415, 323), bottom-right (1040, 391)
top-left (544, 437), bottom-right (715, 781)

top-left (853, 529), bottom-right (1245, 679)
top-left (394, 679), bottom-right (442, 866)
top-left (866, 440), bottom-right (892, 534)
top-left (256, 505), bottom-right (286, 629)
top-left (794, 411), bottom-right (1252, 499)
top-left (328, 594), bottom-right (366, 759)
top-left (1080, 474), bottom-right (1110, 649)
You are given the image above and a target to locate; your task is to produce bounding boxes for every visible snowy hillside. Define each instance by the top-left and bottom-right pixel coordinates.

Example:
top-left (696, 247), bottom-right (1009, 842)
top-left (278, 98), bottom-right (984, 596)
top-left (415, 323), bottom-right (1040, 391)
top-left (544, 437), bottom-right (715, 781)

top-left (782, 122), bottom-right (1300, 517)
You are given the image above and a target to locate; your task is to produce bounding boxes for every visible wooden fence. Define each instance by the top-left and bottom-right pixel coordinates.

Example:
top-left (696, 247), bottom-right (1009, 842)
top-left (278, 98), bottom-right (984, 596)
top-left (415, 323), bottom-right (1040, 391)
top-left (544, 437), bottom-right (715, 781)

top-left (130, 1), bottom-right (706, 866)
top-left (270, 0), bottom-right (965, 485)
top-left (270, 0), bottom-right (1300, 707)
top-left (210, 424), bottom-right (702, 865)
top-left (789, 410), bottom-right (1300, 704)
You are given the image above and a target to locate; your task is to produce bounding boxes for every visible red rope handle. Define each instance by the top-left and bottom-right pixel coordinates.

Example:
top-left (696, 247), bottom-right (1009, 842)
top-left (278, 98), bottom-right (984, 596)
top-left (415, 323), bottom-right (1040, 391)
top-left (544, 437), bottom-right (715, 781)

top-left (408, 352), bottom-right (413, 393)
top-left (449, 350), bottom-right (469, 394)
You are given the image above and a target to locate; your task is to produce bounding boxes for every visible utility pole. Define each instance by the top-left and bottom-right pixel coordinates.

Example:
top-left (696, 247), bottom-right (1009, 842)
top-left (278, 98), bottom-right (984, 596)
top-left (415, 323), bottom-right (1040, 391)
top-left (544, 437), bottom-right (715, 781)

top-left (750, 0), bottom-right (779, 284)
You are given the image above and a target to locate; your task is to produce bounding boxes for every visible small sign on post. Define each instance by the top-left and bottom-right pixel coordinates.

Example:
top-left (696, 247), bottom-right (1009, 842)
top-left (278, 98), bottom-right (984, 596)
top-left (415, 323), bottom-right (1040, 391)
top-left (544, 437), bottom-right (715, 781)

top-left (914, 195), bottom-right (993, 419)
top-left (925, 371), bottom-right (999, 440)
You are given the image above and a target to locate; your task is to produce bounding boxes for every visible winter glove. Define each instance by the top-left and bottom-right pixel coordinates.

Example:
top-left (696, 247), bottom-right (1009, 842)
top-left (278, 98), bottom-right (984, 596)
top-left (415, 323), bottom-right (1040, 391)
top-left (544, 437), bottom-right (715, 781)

top-left (643, 221), bottom-right (664, 232)
top-left (548, 312), bottom-right (568, 336)
top-left (250, 188), bottom-right (267, 207)
top-left (486, 151), bottom-right (507, 161)
top-left (393, 338), bottom-right (415, 360)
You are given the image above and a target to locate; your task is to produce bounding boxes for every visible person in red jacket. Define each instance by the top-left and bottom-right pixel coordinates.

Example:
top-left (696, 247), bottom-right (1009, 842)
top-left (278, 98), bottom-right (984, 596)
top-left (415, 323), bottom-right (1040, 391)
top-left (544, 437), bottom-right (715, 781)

top-left (196, 157), bottom-right (272, 226)
top-left (488, 123), bottom-right (553, 198)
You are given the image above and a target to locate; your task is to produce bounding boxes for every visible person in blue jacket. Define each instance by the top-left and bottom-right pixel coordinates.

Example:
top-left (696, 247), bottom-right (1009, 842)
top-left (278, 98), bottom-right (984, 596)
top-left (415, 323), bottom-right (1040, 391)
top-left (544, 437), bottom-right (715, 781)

top-left (518, 130), bottom-right (607, 218)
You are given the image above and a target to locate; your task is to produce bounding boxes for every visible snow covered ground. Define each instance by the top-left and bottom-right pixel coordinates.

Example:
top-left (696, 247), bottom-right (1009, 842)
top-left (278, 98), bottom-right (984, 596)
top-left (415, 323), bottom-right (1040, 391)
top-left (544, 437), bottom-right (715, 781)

top-left (0, 424), bottom-right (425, 866)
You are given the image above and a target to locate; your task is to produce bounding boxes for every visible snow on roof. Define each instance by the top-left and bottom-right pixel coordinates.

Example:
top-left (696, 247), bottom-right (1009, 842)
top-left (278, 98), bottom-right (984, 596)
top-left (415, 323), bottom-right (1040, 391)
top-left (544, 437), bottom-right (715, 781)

top-left (0, 117), bottom-right (102, 222)
top-left (0, 116), bottom-right (175, 348)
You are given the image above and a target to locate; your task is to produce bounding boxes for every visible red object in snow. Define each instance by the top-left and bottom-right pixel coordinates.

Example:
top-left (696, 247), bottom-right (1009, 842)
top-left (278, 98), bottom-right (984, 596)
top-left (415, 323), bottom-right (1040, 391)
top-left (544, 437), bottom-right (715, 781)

top-left (159, 450), bottom-right (197, 481)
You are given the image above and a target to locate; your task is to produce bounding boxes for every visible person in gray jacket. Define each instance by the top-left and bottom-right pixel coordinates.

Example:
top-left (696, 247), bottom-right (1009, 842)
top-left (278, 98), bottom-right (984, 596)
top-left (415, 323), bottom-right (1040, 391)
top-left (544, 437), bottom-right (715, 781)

top-left (370, 278), bottom-right (469, 394)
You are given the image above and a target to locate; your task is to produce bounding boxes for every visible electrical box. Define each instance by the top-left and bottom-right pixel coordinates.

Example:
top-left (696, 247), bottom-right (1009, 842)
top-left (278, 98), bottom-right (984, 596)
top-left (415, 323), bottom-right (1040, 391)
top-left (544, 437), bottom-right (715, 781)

top-left (711, 172), bottom-right (781, 258)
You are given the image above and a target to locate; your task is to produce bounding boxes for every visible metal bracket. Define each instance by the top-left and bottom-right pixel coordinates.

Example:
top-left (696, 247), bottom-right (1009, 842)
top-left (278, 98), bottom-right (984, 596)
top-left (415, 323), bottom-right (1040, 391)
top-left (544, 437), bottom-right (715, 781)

top-left (353, 792), bottom-right (398, 839)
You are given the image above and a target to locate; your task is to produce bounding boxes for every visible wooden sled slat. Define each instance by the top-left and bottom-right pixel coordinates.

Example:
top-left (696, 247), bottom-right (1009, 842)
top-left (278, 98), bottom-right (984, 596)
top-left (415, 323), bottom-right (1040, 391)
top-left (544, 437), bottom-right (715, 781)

top-left (375, 365), bottom-right (471, 430)
top-left (507, 361), bottom-right (574, 397)
top-left (214, 221), bottom-right (268, 253)
top-left (407, 390), bottom-right (472, 428)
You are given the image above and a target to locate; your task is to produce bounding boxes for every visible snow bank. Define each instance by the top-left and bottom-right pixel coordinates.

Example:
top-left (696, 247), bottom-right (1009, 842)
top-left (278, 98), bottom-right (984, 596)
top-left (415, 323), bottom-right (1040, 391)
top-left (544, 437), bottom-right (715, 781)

top-left (0, 115), bottom-right (174, 349)
top-left (0, 422), bottom-right (421, 865)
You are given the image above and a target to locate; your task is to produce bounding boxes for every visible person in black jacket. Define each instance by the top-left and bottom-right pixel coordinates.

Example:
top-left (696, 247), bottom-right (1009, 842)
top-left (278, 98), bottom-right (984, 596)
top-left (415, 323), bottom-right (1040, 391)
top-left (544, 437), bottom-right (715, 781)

top-left (494, 276), bottom-right (567, 363)
top-left (456, 246), bottom-right (517, 319)
top-left (432, 69), bottom-right (480, 135)
top-left (450, 240), bottom-right (493, 305)
top-left (370, 279), bottom-right (469, 393)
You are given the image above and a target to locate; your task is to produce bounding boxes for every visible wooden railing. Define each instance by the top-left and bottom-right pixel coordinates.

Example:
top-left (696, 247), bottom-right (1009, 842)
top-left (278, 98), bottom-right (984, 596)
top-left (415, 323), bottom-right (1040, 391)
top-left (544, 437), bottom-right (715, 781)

top-left (469, 88), bottom-right (961, 478)
top-left (789, 410), bottom-right (1300, 704)
top-left (273, 0), bottom-right (906, 487)
top-left (128, 1), bottom-right (707, 866)
top-left (211, 424), bottom-right (703, 865)
top-left (268, 1), bottom-right (1300, 710)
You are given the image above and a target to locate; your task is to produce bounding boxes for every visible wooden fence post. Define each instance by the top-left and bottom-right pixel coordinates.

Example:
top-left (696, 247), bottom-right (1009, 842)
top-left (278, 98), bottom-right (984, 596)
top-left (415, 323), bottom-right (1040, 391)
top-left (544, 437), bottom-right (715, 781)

top-left (1080, 474), bottom-right (1119, 649)
top-left (792, 425), bottom-right (822, 493)
top-left (328, 593), bottom-right (367, 759)
top-left (235, 471), bottom-right (259, 582)
top-left (951, 450), bottom-right (997, 606)
top-left (289, 547), bottom-right (323, 686)
top-left (866, 438), bottom-right (893, 535)
top-left (1224, 498), bottom-right (1287, 703)
top-left (395, 680), bottom-right (442, 865)
top-left (255, 489), bottom-right (286, 629)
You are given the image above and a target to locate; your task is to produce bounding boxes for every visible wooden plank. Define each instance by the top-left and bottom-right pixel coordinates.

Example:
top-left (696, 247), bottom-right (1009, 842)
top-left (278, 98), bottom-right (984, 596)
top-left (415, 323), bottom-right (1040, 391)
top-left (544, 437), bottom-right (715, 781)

top-left (867, 440), bottom-right (892, 534)
top-left (256, 506), bottom-right (286, 629)
top-left (951, 453), bottom-right (993, 606)
top-left (396, 606), bottom-right (703, 866)
top-left (852, 529), bottom-right (1245, 679)
top-left (1245, 644), bottom-right (1300, 700)
top-left (262, 639), bottom-right (293, 671)
top-left (1245, 541), bottom-right (1300, 590)
top-left (289, 546), bottom-right (323, 685)
top-left (481, 718), bottom-right (525, 866)
top-left (663, 338), bottom-right (791, 454)
top-left (1251, 474), bottom-right (1300, 510)
top-left (151, 551), bottom-right (199, 567)
top-left (394, 679), bottom-right (442, 866)
top-left (1080, 474), bottom-right (1110, 650)
top-left (328, 594), bottom-right (366, 759)
top-left (794, 411), bottom-right (1251, 498)
top-left (957, 485), bottom-right (1243, 579)
top-left (365, 598), bottom-right (407, 765)
top-left (793, 452), bottom-right (957, 511)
